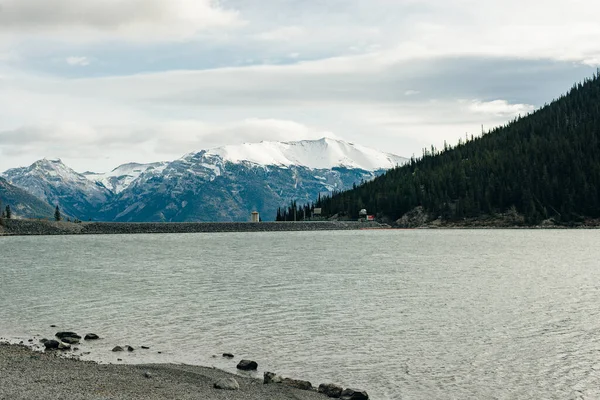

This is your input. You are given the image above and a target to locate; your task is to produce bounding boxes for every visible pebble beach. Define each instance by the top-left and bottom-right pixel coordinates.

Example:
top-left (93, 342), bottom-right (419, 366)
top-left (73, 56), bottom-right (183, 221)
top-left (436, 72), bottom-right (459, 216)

top-left (0, 343), bottom-right (340, 400)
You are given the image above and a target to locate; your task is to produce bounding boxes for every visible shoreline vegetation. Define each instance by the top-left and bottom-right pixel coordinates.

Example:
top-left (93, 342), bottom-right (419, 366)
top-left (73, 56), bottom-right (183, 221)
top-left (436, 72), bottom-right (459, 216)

top-left (0, 342), bottom-right (363, 400)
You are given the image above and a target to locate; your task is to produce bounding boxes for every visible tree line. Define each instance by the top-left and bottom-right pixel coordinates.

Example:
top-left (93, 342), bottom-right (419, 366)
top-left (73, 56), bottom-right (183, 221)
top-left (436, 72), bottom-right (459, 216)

top-left (279, 71), bottom-right (600, 225)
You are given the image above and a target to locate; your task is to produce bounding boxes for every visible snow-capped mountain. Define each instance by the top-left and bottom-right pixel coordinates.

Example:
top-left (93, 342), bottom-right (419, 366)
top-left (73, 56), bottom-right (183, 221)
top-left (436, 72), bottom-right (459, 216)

top-left (2, 159), bottom-right (112, 218)
top-left (84, 162), bottom-right (168, 194)
top-left (203, 137), bottom-right (406, 170)
top-left (2, 138), bottom-right (407, 221)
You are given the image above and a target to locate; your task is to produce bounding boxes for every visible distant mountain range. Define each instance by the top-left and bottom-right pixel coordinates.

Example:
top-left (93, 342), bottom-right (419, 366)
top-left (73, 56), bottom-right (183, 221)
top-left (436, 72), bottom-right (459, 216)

top-left (0, 138), bottom-right (406, 221)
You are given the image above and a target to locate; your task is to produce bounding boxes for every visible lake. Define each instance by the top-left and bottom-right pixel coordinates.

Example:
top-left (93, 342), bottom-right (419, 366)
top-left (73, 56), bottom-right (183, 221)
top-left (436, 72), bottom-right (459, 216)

top-left (1, 230), bottom-right (600, 399)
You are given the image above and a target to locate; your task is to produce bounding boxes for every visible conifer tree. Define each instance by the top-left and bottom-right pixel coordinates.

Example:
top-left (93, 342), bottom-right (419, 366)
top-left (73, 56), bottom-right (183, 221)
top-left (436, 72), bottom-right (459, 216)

top-left (54, 205), bottom-right (61, 221)
top-left (5, 205), bottom-right (11, 219)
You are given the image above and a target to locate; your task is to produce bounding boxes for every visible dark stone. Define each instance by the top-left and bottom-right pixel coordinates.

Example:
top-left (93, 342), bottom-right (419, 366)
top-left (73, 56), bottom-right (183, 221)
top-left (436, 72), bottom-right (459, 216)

top-left (55, 332), bottom-right (81, 340)
top-left (126, 345), bottom-right (134, 352)
top-left (84, 334), bottom-right (100, 340)
top-left (28, 339), bottom-right (33, 343)
top-left (340, 388), bottom-right (369, 400)
top-left (157, 351), bottom-right (162, 354)
top-left (117, 358), bottom-right (122, 361)
top-left (50, 325), bottom-right (57, 327)
top-left (319, 383), bottom-right (344, 398)
top-left (43, 340), bottom-right (60, 349)
top-left (282, 378), bottom-right (313, 391)
top-left (213, 377), bottom-right (240, 390)
top-left (40, 338), bottom-right (49, 344)
top-left (236, 359), bottom-right (258, 371)
top-left (141, 346), bottom-right (150, 349)
top-left (144, 371), bottom-right (152, 379)
top-left (61, 337), bottom-right (80, 344)
top-left (222, 353), bottom-right (234, 358)
top-left (112, 346), bottom-right (124, 352)
top-left (264, 372), bottom-right (283, 384)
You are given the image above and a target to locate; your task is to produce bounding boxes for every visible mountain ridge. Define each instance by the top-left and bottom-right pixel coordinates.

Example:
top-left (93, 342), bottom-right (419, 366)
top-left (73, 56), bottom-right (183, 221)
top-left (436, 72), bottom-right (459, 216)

top-left (2, 137), bottom-right (407, 222)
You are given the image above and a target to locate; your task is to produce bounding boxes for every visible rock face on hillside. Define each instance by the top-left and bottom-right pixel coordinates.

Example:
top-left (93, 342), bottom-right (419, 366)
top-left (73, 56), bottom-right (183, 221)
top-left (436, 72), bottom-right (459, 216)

top-left (0, 177), bottom-right (56, 219)
top-left (396, 206), bottom-right (431, 228)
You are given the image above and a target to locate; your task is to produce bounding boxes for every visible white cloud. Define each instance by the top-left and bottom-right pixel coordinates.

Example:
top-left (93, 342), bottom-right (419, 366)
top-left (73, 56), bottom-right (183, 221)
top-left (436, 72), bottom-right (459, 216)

top-left (66, 56), bottom-right (90, 66)
top-left (404, 90), bottom-right (420, 96)
top-left (468, 100), bottom-right (535, 117)
top-left (0, 0), bottom-right (243, 41)
top-left (255, 26), bottom-right (305, 42)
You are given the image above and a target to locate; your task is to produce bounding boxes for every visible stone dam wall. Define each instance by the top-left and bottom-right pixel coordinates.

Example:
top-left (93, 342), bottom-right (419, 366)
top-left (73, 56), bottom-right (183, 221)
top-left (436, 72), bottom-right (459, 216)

top-left (0, 219), bottom-right (388, 236)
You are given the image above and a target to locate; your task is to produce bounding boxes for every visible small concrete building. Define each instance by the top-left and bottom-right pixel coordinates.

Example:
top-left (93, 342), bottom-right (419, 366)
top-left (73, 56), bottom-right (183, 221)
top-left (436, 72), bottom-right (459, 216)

top-left (251, 211), bottom-right (260, 222)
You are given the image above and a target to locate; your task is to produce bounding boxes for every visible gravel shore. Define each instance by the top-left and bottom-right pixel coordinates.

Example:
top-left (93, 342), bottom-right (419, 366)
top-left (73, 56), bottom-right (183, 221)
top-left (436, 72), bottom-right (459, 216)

top-left (0, 344), bottom-right (330, 400)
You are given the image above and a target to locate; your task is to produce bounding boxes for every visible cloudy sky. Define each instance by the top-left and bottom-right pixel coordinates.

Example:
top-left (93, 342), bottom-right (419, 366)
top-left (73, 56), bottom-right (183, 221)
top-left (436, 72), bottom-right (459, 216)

top-left (0, 0), bottom-right (598, 172)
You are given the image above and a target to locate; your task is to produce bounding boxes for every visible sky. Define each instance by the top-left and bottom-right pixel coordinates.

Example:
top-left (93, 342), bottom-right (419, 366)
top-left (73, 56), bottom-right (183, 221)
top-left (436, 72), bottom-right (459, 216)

top-left (0, 0), bottom-right (599, 173)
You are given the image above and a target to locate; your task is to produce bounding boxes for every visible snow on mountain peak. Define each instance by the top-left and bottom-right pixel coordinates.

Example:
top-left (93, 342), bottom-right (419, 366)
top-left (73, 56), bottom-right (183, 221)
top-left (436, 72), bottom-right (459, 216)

top-left (85, 162), bottom-right (168, 194)
top-left (202, 137), bottom-right (407, 170)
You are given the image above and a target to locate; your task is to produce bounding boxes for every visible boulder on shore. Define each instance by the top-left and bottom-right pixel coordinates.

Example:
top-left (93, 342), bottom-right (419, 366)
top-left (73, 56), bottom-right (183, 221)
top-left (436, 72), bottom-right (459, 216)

top-left (43, 340), bottom-right (60, 349)
top-left (55, 332), bottom-right (81, 340)
top-left (282, 378), bottom-right (313, 391)
top-left (112, 346), bottom-right (124, 352)
top-left (318, 383), bottom-right (344, 398)
top-left (236, 359), bottom-right (258, 371)
top-left (213, 377), bottom-right (240, 390)
top-left (61, 337), bottom-right (80, 344)
top-left (84, 334), bottom-right (100, 340)
top-left (340, 388), bottom-right (369, 400)
top-left (264, 372), bottom-right (283, 384)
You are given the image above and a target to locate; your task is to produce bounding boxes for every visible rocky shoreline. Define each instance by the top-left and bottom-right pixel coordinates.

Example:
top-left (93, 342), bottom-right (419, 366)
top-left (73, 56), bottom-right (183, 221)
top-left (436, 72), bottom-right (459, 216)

top-left (0, 219), bottom-right (388, 236)
top-left (0, 332), bottom-right (369, 400)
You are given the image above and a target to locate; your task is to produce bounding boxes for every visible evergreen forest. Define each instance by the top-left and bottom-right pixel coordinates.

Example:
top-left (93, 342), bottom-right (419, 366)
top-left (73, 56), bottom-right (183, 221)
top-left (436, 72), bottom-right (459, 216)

top-left (279, 72), bottom-right (600, 225)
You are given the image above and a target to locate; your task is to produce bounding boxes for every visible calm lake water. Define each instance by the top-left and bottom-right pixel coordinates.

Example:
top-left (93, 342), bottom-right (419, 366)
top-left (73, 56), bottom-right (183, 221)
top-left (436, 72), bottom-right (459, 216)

top-left (2, 230), bottom-right (600, 399)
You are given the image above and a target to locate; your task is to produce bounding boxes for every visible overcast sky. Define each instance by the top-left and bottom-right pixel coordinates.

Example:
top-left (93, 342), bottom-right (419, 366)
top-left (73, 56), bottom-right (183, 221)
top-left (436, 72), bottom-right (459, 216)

top-left (0, 0), bottom-right (598, 172)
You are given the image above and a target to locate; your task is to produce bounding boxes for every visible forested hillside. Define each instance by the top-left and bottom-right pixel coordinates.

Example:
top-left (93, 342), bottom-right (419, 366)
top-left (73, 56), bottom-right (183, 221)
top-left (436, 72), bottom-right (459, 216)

top-left (312, 72), bottom-right (600, 225)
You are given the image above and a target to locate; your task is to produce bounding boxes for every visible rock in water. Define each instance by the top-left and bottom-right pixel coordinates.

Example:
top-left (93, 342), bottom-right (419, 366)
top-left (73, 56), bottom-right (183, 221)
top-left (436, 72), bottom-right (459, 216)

top-left (61, 337), bottom-right (80, 344)
top-left (112, 346), bottom-right (124, 352)
top-left (126, 345), bottom-right (134, 352)
top-left (236, 359), bottom-right (258, 371)
top-left (55, 332), bottom-right (81, 340)
top-left (213, 377), bottom-right (240, 390)
top-left (318, 383), bottom-right (344, 398)
top-left (222, 353), bottom-right (234, 358)
top-left (43, 340), bottom-right (60, 349)
top-left (264, 372), bottom-right (283, 384)
top-left (84, 333), bottom-right (100, 340)
top-left (282, 378), bottom-right (313, 390)
top-left (340, 388), bottom-right (369, 400)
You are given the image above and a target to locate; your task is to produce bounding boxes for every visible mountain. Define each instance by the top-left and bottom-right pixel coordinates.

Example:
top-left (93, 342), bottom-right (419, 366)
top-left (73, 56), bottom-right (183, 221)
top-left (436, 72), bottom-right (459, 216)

top-left (314, 74), bottom-right (600, 226)
top-left (2, 159), bottom-right (113, 219)
top-left (84, 162), bottom-right (168, 194)
top-left (0, 177), bottom-right (56, 219)
top-left (204, 138), bottom-right (406, 170)
top-left (2, 138), bottom-right (407, 222)
top-left (97, 138), bottom-right (406, 222)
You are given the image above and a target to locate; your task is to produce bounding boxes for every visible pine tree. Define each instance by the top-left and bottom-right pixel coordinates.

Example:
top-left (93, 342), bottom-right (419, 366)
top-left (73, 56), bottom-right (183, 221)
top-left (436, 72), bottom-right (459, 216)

top-left (54, 205), bottom-right (61, 221)
top-left (5, 205), bottom-right (12, 219)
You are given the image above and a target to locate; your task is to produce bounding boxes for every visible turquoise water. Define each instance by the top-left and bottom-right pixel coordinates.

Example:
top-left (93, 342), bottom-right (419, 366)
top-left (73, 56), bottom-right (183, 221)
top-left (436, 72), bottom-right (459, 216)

top-left (1, 230), bottom-right (600, 399)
